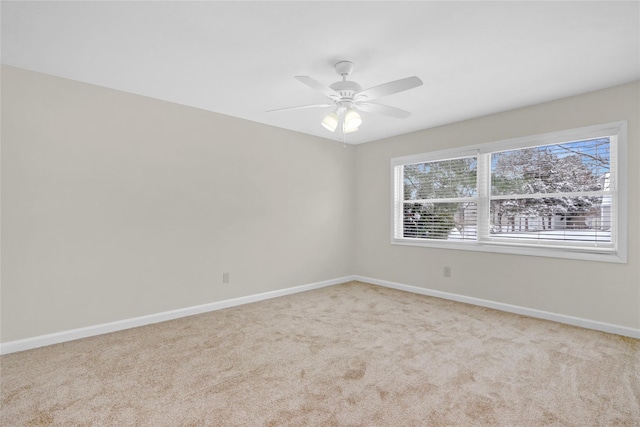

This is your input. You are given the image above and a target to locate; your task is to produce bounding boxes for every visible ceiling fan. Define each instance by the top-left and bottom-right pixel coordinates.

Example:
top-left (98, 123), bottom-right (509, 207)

top-left (267, 61), bottom-right (423, 134)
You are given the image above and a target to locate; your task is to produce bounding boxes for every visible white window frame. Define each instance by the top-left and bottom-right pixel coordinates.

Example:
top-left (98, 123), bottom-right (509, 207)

top-left (391, 121), bottom-right (627, 263)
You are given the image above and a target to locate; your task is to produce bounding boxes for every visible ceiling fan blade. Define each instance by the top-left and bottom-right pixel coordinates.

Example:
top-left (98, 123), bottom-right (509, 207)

top-left (356, 102), bottom-right (412, 119)
top-left (356, 76), bottom-right (423, 101)
top-left (266, 103), bottom-right (333, 113)
top-left (295, 76), bottom-right (340, 100)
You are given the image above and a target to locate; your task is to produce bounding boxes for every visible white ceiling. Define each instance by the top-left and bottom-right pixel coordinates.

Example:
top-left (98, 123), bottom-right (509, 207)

top-left (2, 1), bottom-right (639, 144)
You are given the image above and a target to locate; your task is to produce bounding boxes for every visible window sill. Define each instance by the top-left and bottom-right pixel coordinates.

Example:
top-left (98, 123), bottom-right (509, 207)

top-left (391, 238), bottom-right (626, 263)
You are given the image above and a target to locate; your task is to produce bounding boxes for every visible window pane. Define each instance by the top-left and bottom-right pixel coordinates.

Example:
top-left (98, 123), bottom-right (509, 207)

top-left (404, 202), bottom-right (477, 241)
top-left (490, 196), bottom-right (611, 243)
top-left (404, 157), bottom-right (477, 200)
top-left (491, 138), bottom-right (610, 195)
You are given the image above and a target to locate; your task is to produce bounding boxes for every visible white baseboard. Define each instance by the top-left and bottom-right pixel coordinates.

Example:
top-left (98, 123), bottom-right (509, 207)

top-left (0, 276), bottom-right (356, 355)
top-left (2, 274), bottom-right (636, 355)
top-left (354, 275), bottom-right (640, 339)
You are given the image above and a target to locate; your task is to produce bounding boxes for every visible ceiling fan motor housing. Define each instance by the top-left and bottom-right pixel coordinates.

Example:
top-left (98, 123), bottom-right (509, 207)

top-left (329, 80), bottom-right (363, 102)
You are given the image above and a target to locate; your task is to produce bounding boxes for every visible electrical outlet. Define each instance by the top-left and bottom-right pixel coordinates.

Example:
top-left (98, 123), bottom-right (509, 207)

top-left (443, 266), bottom-right (451, 278)
top-left (222, 272), bottom-right (230, 284)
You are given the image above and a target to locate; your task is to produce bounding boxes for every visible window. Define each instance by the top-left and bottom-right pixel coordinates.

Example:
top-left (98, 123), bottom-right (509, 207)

top-left (391, 121), bottom-right (627, 263)
top-left (402, 155), bottom-right (479, 242)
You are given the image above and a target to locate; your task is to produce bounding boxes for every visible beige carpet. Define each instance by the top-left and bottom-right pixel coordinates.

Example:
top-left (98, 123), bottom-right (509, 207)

top-left (1, 281), bottom-right (638, 426)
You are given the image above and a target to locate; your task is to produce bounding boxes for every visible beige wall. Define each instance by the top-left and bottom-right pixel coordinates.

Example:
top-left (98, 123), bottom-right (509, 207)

top-left (1, 66), bottom-right (355, 342)
top-left (354, 81), bottom-right (640, 329)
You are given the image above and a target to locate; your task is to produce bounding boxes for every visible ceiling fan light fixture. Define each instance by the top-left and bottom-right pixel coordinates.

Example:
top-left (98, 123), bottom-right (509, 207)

top-left (321, 111), bottom-right (339, 132)
top-left (344, 108), bottom-right (362, 130)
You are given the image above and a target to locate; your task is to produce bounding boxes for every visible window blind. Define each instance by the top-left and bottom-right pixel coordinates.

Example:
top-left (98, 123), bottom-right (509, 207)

top-left (401, 156), bottom-right (478, 242)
